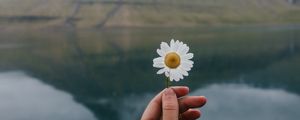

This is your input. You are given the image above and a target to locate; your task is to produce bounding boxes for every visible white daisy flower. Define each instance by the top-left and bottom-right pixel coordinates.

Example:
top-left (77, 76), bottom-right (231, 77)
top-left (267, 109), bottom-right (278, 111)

top-left (153, 39), bottom-right (194, 82)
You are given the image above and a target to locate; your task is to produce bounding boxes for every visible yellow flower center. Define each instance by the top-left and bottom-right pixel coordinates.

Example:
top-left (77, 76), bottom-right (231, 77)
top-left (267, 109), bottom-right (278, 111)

top-left (164, 52), bottom-right (181, 69)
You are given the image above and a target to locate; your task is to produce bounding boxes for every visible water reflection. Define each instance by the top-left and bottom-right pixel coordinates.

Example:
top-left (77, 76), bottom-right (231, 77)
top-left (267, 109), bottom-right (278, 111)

top-left (193, 84), bottom-right (300, 120)
top-left (0, 71), bottom-right (97, 120)
top-left (0, 25), bottom-right (299, 120)
top-left (117, 84), bottom-right (300, 120)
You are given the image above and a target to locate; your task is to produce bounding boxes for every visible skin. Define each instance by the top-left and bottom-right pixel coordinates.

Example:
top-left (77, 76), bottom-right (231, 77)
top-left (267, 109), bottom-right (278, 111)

top-left (141, 86), bottom-right (207, 120)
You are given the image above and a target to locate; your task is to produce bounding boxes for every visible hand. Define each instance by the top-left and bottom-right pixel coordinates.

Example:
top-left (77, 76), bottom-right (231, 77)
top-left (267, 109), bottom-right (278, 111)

top-left (141, 86), bottom-right (207, 120)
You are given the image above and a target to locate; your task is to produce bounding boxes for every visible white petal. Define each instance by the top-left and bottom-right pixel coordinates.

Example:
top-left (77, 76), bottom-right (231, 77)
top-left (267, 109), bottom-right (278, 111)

top-left (176, 43), bottom-right (185, 53)
top-left (181, 63), bottom-right (192, 71)
top-left (157, 68), bottom-right (165, 74)
top-left (174, 71), bottom-right (181, 81)
top-left (173, 40), bottom-right (180, 51)
top-left (182, 53), bottom-right (193, 60)
top-left (169, 74), bottom-right (174, 81)
top-left (181, 66), bottom-right (191, 71)
top-left (157, 49), bottom-right (165, 56)
top-left (183, 63), bottom-right (193, 68)
top-left (172, 69), bottom-right (182, 82)
top-left (172, 41), bottom-right (177, 51)
top-left (165, 71), bottom-right (170, 77)
top-left (160, 42), bottom-right (171, 53)
top-left (153, 57), bottom-right (163, 63)
top-left (174, 77), bottom-right (180, 82)
top-left (180, 75), bottom-right (184, 79)
top-left (177, 70), bottom-right (184, 80)
top-left (169, 69), bottom-right (175, 81)
top-left (178, 67), bottom-right (189, 76)
top-left (178, 70), bottom-right (184, 79)
top-left (181, 45), bottom-right (190, 55)
top-left (176, 42), bottom-right (183, 51)
top-left (153, 62), bottom-right (164, 68)
top-left (182, 59), bottom-right (194, 65)
top-left (170, 39), bottom-right (175, 49)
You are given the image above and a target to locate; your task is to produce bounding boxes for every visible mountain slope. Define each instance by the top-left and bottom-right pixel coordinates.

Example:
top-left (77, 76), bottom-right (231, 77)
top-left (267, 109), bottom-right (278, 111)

top-left (0, 0), bottom-right (299, 29)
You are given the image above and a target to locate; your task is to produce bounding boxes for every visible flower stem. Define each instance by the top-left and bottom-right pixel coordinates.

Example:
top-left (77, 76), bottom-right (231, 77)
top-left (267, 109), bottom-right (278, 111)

top-left (165, 77), bottom-right (171, 88)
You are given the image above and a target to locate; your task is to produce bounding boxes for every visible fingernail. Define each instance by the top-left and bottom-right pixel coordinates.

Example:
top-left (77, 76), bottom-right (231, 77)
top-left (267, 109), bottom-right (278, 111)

top-left (200, 96), bottom-right (207, 104)
top-left (164, 88), bottom-right (175, 96)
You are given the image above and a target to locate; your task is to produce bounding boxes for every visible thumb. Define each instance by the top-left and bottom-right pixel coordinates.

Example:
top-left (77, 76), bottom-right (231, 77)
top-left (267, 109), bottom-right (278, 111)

top-left (162, 88), bottom-right (179, 120)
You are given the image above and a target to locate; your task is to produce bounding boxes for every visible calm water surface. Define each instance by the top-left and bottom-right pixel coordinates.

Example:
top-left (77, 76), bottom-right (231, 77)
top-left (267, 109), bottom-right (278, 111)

top-left (0, 25), bottom-right (300, 120)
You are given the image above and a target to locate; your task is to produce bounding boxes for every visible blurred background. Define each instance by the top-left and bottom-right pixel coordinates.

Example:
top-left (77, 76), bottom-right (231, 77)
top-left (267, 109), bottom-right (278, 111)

top-left (0, 0), bottom-right (300, 120)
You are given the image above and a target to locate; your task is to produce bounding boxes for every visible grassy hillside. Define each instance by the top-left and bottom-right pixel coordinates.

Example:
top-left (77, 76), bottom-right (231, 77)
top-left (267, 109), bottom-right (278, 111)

top-left (0, 0), bottom-right (299, 29)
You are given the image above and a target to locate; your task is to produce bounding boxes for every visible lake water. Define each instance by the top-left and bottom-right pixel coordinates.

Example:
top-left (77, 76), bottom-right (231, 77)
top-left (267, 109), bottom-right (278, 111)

top-left (0, 25), bottom-right (300, 120)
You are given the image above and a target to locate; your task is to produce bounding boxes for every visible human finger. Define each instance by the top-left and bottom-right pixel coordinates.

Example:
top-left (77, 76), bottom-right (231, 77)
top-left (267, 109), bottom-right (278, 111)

top-left (162, 88), bottom-right (179, 120)
top-left (179, 96), bottom-right (206, 113)
top-left (141, 86), bottom-right (189, 120)
top-left (180, 109), bottom-right (201, 120)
